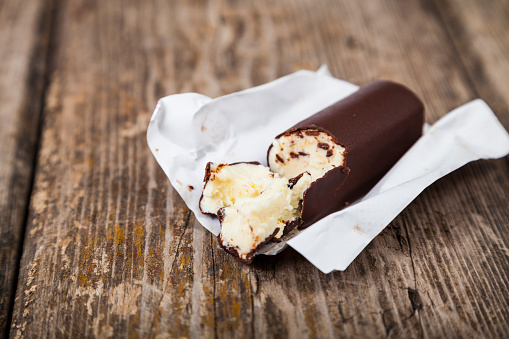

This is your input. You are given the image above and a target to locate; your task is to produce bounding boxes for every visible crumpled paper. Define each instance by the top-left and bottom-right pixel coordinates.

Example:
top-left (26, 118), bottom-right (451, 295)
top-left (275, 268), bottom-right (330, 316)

top-left (147, 66), bottom-right (509, 273)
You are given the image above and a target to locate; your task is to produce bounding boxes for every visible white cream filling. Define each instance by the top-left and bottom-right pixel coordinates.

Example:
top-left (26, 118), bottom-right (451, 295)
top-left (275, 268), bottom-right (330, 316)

top-left (219, 172), bottom-right (312, 259)
top-left (200, 163), bottom-right (276, 215)
top-left (268, 129), bottom-right (345, 181)
top-left (201, 162), bottom-right (312, 259)
top-left (219, 181), bottom-right (292, 258)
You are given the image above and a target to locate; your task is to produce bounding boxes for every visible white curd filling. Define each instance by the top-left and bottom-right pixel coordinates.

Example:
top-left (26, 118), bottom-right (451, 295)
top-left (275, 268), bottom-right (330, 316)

top-left (268, 129), bottom-right (346, 181)
top-left (200, 163), bottom-right (276, 215)
top-left (200, 162), bottom-right (311, 259)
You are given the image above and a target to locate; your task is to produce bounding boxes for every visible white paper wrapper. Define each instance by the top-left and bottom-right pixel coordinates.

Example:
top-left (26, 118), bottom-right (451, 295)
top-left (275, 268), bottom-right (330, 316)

top-left (147, 67), bottom-right (509, 273)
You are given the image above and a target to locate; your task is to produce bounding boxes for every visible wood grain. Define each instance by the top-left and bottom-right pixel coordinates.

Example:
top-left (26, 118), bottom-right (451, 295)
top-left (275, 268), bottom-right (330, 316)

top-left (436, 0), bottom-right (509, 128)
top-left (8, 0), bottom-right (509, 337)
top-left (0, 0), bottom-right (54, 335)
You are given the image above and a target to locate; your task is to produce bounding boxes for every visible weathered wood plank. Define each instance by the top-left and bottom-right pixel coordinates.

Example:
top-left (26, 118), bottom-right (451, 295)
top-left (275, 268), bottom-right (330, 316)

top-left (412, 0), bottom-right (509, 336)
top-left (0, 0), bottom-right (54, 335)
top-left (437, 0), bottom-right (509, 128)
top-left (10, 0), bottom-right (509, 338)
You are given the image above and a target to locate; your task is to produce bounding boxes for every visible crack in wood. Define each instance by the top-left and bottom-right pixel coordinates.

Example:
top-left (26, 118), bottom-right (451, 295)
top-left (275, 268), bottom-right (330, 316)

top-left (407, 288), bottom-right (423, 312)
top-left (401, 215), bottom-right (424, 338)
top-left (249, 272), bottom-right (255, 338)
top-left (211, 233), bottom-right (218, 339)
top-left (337, 300), bottom-right (356, 324)
top-left (147, 209), bottom-right (192, 338)
top-left (4, 0), bottom-right (61, 336)
top-left (380, 308), bottom-right (394, 338)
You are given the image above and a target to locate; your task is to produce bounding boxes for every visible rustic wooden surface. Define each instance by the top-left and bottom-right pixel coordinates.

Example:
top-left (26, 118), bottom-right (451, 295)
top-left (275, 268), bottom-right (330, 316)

top-left (1, 0), bottom-right (508, 337)
top-left (0, 0), bottom-right (53, 335)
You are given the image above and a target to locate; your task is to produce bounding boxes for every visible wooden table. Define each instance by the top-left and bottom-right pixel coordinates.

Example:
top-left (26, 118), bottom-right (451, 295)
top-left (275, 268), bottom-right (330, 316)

top-left (1, 0), bottom-right (508, 337)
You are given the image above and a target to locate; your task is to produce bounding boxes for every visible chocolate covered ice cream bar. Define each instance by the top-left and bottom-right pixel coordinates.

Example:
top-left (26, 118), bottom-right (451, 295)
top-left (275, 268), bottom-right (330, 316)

top-left (268, 80), bottom-right (425, 228)
top-left (200, 162), bottom-right (311, 263)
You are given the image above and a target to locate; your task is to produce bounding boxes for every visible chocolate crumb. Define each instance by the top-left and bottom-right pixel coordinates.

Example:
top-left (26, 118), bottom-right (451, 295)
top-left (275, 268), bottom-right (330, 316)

top-left (296, 131), bottom-right (304, 138)
top-left (217, 208), bottom-right (226, 223)
top-left (282, 218), bottom-right (302, 236)
top-left (288, 173), bottom-right (305, 189)
top-left (298, 151), bottom-right (309, 156)
top-left (344, 201), bottom-right (349, 207)
top-left (290, 152), bottom-right (299, 159)
top-left (305, 130), bottom-right (320, 136)
top-left (318, 142), bottom-right (329, 150)
top-left (275, 154), bottom-right (285, 163)
top-left (326, 149), bottom-right (333, 157)
top-left (188, 185), bottom-right (194, 191)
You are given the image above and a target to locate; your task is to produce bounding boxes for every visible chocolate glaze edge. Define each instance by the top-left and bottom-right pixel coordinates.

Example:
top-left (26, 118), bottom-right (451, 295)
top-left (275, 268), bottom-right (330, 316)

top-left (217, 225), bottom-right (280, 264)
top-left (300, 165), bottom-right (350, 228)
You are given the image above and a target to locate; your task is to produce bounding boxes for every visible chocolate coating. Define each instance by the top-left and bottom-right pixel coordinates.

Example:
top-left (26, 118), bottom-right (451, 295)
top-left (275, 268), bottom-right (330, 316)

top-left (270, 80), bottom-right (425, 228)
